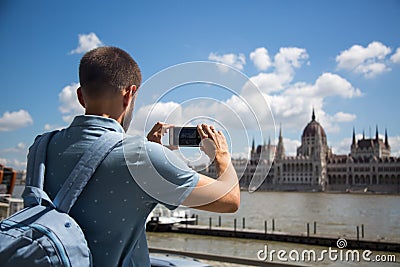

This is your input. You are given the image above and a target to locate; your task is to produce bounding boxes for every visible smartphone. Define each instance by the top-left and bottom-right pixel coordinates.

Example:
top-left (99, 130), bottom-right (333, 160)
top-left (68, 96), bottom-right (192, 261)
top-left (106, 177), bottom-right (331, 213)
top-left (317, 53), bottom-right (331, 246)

top-left (169, 126), bottom-right (201, 147)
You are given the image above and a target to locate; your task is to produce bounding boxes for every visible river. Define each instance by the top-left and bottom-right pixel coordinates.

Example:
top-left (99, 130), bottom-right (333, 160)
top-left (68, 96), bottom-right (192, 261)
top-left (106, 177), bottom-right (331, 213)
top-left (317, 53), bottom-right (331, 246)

top-left (147, 191), bottom-right (400, 266)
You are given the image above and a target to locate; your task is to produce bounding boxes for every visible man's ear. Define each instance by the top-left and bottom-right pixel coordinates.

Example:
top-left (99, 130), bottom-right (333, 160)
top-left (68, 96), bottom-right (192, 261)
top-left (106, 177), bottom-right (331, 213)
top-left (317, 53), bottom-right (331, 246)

top-left (77, 87), bottom-right (86, 108)
top-left (123, 85), bottom-right (137, 108)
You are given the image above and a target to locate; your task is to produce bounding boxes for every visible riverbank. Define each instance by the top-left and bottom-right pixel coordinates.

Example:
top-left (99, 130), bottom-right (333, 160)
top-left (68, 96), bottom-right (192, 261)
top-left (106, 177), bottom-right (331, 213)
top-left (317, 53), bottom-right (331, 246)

top-left (147, 232), bottom-right (400, 267)
top-left (162, 224), bottom-right (399, 252)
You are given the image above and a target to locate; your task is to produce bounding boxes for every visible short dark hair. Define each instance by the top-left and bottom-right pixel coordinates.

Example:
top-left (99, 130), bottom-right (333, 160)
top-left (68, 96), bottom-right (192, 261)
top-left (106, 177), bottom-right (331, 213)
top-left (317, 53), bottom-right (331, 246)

top-left (79, 46), bottom-right (142, 96)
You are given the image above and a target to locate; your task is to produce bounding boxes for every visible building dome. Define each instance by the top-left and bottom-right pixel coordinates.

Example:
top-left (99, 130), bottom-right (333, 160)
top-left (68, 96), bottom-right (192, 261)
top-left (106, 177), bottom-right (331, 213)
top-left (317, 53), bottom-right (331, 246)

top-left (302, 109), bottom-right (326, 138)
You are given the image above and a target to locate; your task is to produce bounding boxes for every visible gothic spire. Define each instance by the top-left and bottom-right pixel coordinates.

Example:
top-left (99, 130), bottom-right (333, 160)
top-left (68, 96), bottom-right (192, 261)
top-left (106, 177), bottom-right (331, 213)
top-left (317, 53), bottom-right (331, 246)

top-left (311, 108), bottom-right (316, 121)
top-left (375, 125), bottom-right (379, 141)
top-left (251, 137), bottom-right (255, 153)
top-left (385, 128), bottom-right (389, 147)
top-left (276, 124), bottom-right (285, 159)
top-left (352, 127), bottom-right (356, 146)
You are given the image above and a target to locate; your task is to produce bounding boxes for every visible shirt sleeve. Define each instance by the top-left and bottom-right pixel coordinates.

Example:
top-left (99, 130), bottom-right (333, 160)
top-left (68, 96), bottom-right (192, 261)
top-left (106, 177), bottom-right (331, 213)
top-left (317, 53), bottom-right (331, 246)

top-left (123, 136), bottom-right (199, 210)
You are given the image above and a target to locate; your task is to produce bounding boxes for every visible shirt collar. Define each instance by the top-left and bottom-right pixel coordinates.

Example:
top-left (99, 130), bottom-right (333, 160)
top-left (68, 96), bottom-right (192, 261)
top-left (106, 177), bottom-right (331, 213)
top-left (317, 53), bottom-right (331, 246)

top-left (70, 115), bottom-right (125, 133)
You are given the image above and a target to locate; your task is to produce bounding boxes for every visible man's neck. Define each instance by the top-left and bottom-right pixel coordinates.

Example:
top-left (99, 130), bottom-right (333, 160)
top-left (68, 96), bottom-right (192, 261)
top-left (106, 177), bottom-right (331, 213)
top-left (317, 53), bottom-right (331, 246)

top-left (85, 110), bottom-right (123, 125)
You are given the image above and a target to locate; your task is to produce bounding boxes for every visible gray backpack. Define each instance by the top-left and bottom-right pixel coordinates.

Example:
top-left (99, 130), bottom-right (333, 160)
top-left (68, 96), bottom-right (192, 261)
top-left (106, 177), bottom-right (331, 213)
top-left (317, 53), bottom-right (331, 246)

top-left (0, 131), bottom-right (122, 267)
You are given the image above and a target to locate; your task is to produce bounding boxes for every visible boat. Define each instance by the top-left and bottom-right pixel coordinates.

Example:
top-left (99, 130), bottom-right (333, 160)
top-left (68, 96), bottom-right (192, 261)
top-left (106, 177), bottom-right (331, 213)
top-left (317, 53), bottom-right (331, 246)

top-left (146, 216), bottom-right (176, 232)
top-left (146, 205), bottom-right (197, 232)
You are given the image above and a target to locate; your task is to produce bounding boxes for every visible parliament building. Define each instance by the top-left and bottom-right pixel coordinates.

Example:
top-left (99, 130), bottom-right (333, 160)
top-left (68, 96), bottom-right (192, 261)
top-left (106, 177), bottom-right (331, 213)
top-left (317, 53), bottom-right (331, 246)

top-left (202, 110), bottom-right (400, 194)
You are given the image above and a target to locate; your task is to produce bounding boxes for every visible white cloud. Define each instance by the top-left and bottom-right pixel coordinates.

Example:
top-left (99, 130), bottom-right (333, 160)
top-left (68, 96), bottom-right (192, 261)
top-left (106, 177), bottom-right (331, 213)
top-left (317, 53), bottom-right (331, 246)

top-left (331, 136), bottom-right (354, 155)
top-left (249, 72), bottom-right (285, 93)
top-left (2, 142), bottom-right (27, 154)
top-left (248, 47), bottom-right (309, 95)
top-left (314, 73), bottom-right (362, 98)
top-left (336, 41), bottom-right (392, 78)
top-left (44, 124), bottom-right (64, 131)
top-left (390, 47), bottom-right (400, 64)
top-left (203, 45), bottom-right (399, 159)
top-left (129, 46), bottom-right (365, 160)
top-left (131, 98), bottom-right (256, 133)
top-left (389, 136), bottom-right (400, 157)
top-left (58, 83), bottom-right (84, 123)
top-left (0, 143), bottom-right (29, 170)
top-left (333, 112), bottom-right (356, 122)
top-left (313, 111), bottom-right (356, 135)
top-left (0, 110), bottom-right (33, 131)
top-left (0, 157), bottom-right (27, 170)
top-left (250, 47), bottom-right (272, 71)
top-left (265, 72), bottom-right (361, 133)
top-left (274, 47), bottom-right (309, 79)
top-left (202, 48), bottom-right (360, 141)
top-left (130, 95), bottom-right (266, 147)
top-left (208, 52), bottom-right (246, 70)
top-left (129, 101), bottom-right (183, 136)
top-left (282, 138), bottom-right (301, 156)
top-left (211, 96), bottom-right (265, 130)
top-left (356, 62), bottom-right (389, 79)
top-left (231, 146), bottom-right (251, 160)
top-left (69, 32), bottom-right (103, 54)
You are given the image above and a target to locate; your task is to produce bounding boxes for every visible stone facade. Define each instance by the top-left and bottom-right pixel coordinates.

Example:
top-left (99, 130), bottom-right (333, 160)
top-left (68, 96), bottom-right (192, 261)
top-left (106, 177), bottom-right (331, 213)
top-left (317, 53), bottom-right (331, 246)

top-left (327, 127), bottom-right (399, 193)
top-left (201, 109), bottom-right (400, 193)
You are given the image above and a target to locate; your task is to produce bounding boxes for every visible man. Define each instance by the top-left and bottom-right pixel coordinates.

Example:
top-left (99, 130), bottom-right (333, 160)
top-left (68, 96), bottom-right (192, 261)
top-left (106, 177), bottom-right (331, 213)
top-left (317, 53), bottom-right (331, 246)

top-left (39, 46), bottom-right (239, 266)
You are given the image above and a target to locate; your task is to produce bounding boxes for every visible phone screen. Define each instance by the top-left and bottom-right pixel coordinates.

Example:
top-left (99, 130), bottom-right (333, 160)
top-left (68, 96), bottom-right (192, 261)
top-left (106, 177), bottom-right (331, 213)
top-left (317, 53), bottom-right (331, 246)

top-left (170, 127), bottom-right (201, 146)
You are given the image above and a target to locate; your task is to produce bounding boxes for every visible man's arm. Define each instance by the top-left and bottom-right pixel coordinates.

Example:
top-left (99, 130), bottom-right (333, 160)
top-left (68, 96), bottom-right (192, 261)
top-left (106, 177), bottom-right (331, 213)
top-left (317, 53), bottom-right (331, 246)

top-left (146, 122), bottom-right (240, 213)
top-left (182, 124), bottom-right (240, 212)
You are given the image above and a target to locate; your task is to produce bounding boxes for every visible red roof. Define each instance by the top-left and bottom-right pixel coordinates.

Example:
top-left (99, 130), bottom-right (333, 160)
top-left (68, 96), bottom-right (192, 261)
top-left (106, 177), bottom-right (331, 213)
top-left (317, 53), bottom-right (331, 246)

top-left (302, 120), bottom-right (327, 138)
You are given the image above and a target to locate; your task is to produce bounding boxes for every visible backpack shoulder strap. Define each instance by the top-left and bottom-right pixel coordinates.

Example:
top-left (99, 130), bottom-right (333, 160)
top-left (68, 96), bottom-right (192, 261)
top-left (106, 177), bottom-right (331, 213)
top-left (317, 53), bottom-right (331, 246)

top-left (53, 131), bottom-right (123, 213)
top-left (22, 130), bottom-right (59, 207)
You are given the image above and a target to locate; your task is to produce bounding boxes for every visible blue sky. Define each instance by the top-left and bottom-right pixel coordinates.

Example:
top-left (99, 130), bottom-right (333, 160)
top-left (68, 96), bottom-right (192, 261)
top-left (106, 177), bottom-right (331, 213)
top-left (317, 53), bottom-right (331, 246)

top-left (1, 0), bottom-right (400, 170)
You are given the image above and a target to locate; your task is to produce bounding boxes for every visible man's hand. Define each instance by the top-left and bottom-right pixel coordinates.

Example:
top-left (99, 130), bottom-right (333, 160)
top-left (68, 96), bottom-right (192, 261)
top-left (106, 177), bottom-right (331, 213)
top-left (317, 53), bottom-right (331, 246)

top-left (197, 124), bottom-right (231, 174)
top-left (146, 122), bottom-right (179, 150)
top-left (146, 122), bottom-right (173, 144)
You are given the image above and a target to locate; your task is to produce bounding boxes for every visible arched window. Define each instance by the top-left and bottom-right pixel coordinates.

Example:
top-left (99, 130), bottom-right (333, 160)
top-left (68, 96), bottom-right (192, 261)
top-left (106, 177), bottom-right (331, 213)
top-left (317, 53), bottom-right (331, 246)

top-left (360, 175), bottom-right (365, 184)
top-left (384, 175), bottom-right (390, 184)
top-left (372, 175), bottom-right (377, 184)
top-left (379, 175), bottom-right (384, 185)
top-left (333, 175), bottom-right (337, 184)
top-left (366, 175), bottom-right (370, 185)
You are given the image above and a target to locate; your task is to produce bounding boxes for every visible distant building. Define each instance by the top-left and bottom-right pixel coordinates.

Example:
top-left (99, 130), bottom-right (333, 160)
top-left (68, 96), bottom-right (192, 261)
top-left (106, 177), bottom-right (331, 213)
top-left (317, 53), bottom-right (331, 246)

top-left (0, 164), bottom-right (17, 195)
top-left (350, 126), bottom-right (391, 158)
top-left (15, 170), bottom-right (26, 185)
top-left (201, 109), bottom-right (400, 193)
top-left (273, 110), bottom-right (333, 191)
top-left (327, 126), bottom-right (399, 193)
